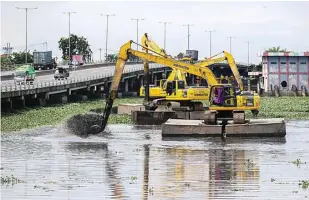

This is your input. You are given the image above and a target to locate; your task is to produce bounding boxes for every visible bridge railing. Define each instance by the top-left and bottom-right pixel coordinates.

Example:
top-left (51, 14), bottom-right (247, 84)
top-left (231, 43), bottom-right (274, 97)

top-left (1, 64), bottom-right (165, 92)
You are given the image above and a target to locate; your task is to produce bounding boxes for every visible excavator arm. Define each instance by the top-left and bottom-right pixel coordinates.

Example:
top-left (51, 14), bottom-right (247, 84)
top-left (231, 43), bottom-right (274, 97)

top-left (196, 51), bottom-right (244, 91)
top-left (92, 40), bottom-right (219, 134)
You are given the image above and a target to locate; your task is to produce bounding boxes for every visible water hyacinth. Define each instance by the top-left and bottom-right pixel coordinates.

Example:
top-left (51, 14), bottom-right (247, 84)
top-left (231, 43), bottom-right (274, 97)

top-left (1, 97), bottom-right (309, 133)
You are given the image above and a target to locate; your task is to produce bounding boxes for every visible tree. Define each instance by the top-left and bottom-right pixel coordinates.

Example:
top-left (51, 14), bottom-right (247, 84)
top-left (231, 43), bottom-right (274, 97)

top-left (106, 54), bottom-right (117, 62)
top-left (266, 46), bottom-right (291, 53)
top-left (10, 52), bottom-right (33, 64)
top-left (58, 34), bottom-right (93, 62)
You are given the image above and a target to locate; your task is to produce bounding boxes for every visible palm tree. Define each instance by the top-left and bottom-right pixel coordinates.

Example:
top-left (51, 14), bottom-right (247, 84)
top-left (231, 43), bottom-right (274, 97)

top-left (266, 46), bottom-right (291, 52)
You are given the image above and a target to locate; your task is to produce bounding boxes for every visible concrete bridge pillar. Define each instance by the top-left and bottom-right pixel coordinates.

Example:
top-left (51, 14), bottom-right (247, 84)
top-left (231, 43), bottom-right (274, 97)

top-left (38, 98), bottom-right (46, 107)
top-left (19, 96), bottom-right (26, 108)
top-left (130, 77), bottom-right (135, 91)
top-left (140, 78), bottom-right (144, 87)
top-left (125, 79), bottom-right (129, 92)
top-left (154, 74), bottom-right (158, 85)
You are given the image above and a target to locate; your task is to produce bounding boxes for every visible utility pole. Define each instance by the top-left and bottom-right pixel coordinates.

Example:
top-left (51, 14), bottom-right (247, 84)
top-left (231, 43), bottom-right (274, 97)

top-left (245, 41), bottom-right (251, 65)
top-left (16, 6), bottom-right (38, 64)
top-left (227, 36), bottom-right (236, 53)
top-left (99, 48), bottom-right (102, 62)
top-left (63, 12), bottom-right (76, 63)
top-left (183, 24), bottom-right (194, 50)
top-left (101, 14), bottom-right (115, 64)
top-left (245, 41), bottom-right (252, 91)
top-left (2, 43), bottom-right (14, 59)
top-left (44, 42), bottom-right (48, 51)
top-left (159, 21), bottom-right (172, 51)
top-left (131, 18), bottom-right (145, 50)
top-left (205, 30), bottom-right (215, 57)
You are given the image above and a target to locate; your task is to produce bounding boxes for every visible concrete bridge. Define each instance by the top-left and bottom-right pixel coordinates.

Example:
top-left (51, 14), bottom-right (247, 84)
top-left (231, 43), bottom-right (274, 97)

top-left (1, 61), bottom-right (252, 110)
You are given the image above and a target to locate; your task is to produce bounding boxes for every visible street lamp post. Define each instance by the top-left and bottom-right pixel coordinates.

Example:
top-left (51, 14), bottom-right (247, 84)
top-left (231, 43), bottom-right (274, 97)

top-left (183, 24), bottom-right (194, 50)
top-left (101, 14), bottom-right (115, 65)
top-left (227, 36), bottom-right (236, 53)
top-left (63, 12), bottom-right (76, 63)
top-left (205, 30), bottom-right (215, 57)
top-left (245, 41), bottom-right (252, 91)
top-left (245, 41), bottom-right (251, 66)
top-left (99, 48), bottom-right (102, 63)
top-left (131, 18), bottom-right (145, 50)
top-left (16, 6), bottom-right (38, 64)
top-left (159, 21), bottom-right (172, 51)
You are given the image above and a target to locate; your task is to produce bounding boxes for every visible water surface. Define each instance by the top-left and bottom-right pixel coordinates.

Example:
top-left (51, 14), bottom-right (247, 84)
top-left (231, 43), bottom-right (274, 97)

top-left (1, 120), bottom-right (309, 199)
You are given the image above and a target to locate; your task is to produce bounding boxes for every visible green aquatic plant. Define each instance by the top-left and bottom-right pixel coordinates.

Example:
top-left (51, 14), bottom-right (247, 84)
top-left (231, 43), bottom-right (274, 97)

top-left (1, 97), bottom-right (142, 132)
top-left (1, 96), bottom-right (309, 133)
top-left (299, 180), bottom-right (309, 189)
top-left (1, 175), bottom-right (25, 185)
top-left (291, 159), bottom-right (307, 167)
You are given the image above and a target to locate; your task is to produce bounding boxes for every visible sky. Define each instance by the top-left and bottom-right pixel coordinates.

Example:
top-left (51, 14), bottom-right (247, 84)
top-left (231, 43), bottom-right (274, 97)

top-left (1, 0), bottom-right (309, 64)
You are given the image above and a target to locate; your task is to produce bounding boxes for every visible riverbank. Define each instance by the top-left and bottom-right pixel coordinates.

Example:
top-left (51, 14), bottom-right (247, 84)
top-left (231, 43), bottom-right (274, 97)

top-left (1, 97), bottom-right (309, 133)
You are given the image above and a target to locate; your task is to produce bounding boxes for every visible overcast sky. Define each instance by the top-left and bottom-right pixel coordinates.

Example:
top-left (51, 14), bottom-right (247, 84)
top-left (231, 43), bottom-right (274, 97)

top-left (1, 1), bottom-right (309, 64)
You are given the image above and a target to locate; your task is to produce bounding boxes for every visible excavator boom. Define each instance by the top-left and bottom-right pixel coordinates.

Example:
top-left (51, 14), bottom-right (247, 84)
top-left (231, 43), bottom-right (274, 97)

top-left (197, 51), bottom-right (244, 91)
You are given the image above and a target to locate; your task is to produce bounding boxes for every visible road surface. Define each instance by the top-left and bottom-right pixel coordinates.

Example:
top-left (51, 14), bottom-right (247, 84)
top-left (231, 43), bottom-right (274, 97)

top-left (1, 63), bottom-right (162, 87)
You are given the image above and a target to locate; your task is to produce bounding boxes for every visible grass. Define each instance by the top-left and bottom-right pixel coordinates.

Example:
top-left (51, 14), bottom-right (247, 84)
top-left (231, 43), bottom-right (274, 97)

top-left (1, 96), bottom-right (309, 133)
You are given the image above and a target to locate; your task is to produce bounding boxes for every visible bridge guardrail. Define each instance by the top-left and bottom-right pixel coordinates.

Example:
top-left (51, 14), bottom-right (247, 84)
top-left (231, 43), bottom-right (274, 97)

top-left (0, 61), bottom-right (145, 81)
top-left (1, 64), bottom-right (165, 93)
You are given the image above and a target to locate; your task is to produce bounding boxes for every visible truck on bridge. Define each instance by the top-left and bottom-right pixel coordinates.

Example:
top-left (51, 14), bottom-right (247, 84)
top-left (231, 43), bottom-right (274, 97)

top-left (33, 51), bottom-right (57, 70)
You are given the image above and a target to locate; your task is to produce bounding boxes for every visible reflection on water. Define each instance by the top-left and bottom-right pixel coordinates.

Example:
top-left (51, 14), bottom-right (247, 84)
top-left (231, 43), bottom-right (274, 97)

top-left (1, 121), bottom-right (309, 200)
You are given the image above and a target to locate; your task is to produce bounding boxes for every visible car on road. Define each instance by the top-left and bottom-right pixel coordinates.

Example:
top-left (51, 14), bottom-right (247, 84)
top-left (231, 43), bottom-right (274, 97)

top-left (54, 67), bottom-right (70, 80)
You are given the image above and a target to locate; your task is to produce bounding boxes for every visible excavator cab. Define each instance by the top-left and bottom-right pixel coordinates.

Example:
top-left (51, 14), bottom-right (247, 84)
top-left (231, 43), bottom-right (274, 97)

top-left (165, 80), bottom-right (185, 96)
top-left (209, 84), bottom-right (237, 107)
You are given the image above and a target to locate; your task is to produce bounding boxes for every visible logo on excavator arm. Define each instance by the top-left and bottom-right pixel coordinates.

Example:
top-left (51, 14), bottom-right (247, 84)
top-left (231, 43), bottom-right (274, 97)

top-left (173, 63), bottom-right (189, 70)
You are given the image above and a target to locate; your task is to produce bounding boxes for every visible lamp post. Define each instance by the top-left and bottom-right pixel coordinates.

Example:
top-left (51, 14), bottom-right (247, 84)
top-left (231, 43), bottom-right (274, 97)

top-left (205, 30), bottom-right (215, 57)
top-left (132, 18), bottom-right (145, 50)
top-left (159, 21), bottom-right (172, 51)
top-left (16, 6), bottom-right (38, 64)
top-left (101, 14), bottom-right (115, 64)
top-left (227, 36), bottom-right (236, 53)
top-left (245, 41), bottom-right (252, 91)
top-left (63, 12), bottom-right (76, 63)
top-left (99, 48), bottom-right (102, 63)
top-left (183, 24), bottom-right (194, 50)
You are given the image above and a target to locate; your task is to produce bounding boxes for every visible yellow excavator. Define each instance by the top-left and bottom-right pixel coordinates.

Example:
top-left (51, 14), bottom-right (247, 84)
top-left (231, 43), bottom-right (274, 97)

top-left (139, 33), bottom-right (208, 102)
top-left (139, 33), bottom-right (256, 113)
top-left (88, 38), bottom-right (261, 135)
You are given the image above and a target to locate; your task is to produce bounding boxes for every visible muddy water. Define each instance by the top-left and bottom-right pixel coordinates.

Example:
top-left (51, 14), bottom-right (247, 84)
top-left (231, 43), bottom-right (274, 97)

top-left (1, 121), bottom-right (309, 200)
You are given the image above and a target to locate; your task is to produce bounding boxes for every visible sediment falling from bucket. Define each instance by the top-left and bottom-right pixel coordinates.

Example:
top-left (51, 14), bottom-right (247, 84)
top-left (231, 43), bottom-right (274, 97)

top-left (63, 111), bottom-right (110, 137)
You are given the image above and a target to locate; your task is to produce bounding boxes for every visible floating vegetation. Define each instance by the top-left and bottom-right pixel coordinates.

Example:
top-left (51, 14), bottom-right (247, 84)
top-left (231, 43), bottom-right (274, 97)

top-left (299, 180), bottom-right (309, 189)
top-left (1, 175), bottom-right (25, 185)
top-left (1, 98), bottom-right (142, 133)
top-left (244, 159), bottom-right (255, 170)
top-left (148, 186), bottom-right (154, 195)
top-left (1, 97), bottom-right (309, 133)
top-left (129, 176), bottom-right (137, 184)
top-left (291, 159), bottom-right (307, 167)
